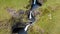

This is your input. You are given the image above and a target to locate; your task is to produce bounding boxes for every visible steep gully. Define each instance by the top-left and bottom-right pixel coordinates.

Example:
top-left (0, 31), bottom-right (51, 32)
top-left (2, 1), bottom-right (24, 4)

top-left (13, 0), bottom-right (42, 34)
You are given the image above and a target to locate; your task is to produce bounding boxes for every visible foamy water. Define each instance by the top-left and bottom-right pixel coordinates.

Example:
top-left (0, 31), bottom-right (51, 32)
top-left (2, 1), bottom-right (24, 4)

top-left (34, 0), bottom-right (36, 5)
top-left (24, 24), bottom-right (30, 31)
top-left (29, 11), bottom-right (32, 19)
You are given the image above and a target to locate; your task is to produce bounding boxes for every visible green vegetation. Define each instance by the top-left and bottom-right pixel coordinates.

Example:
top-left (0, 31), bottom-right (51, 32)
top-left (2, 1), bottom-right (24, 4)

top-left (0, 0), bottom-right (60, 34)
top-left (28, 0), bottom-right (60, 34)
top-left (0, 0), bottom-right (28, 34)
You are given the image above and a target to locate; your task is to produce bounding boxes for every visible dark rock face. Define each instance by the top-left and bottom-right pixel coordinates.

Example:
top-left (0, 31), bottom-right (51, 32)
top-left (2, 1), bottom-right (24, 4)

top-left (18, 28), bottom-right (27, 34)
top-left (12, 22), bottom-right (26, 33)
top-left (12, 27), bottom-right (27, 34)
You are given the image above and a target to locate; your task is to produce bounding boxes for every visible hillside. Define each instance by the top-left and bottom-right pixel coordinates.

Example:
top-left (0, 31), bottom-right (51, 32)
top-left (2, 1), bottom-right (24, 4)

top-left (0, 0), bottom-right (60, 34)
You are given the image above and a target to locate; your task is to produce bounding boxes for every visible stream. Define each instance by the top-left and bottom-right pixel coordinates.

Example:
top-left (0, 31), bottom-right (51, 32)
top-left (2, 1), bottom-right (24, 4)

top-left (13, 0), bottom-right (42, 34)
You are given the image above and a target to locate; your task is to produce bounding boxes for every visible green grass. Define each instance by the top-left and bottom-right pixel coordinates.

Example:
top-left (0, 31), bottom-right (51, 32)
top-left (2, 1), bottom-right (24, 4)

top-left (0, 0), bottom-right (29, 21)
top-left (0, 0), bottom-right (28, 34)
top-left (28, 0), bottom-right (60, 34)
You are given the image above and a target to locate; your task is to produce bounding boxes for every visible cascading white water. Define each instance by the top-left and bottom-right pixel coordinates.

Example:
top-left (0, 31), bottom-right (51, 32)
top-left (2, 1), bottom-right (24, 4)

top-left (24, 0), bottom-right (36, 32)
top-left (29, 11), bottom-right (32, 19)
top-left (24, 0), bottom-right (41, 32)
top-left (34, 0), bottom-right (36, 5)
top-left (24, 24), bottom-right (30, 31)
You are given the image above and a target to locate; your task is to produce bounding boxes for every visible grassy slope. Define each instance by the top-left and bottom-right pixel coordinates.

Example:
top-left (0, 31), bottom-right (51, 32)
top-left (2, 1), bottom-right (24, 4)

top-left (0, 0), bottom-right (28, 21)
top-left (28, 0), bottom-right (60, 34)
top-left (0, 0), bottom-right (60, 34)
top-left (0, 0), bottom-right (28, 34)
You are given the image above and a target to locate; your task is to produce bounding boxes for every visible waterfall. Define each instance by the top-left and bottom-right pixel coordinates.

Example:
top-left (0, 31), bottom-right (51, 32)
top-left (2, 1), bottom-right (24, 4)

top-left (24, 24), bottom-right (30, 31)
top-left (29, 11), bottom-right (32, 19)
top-left (18, 0), bottom-right (42, 34)
top-left (34, 0), bottom-right (36, 5)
